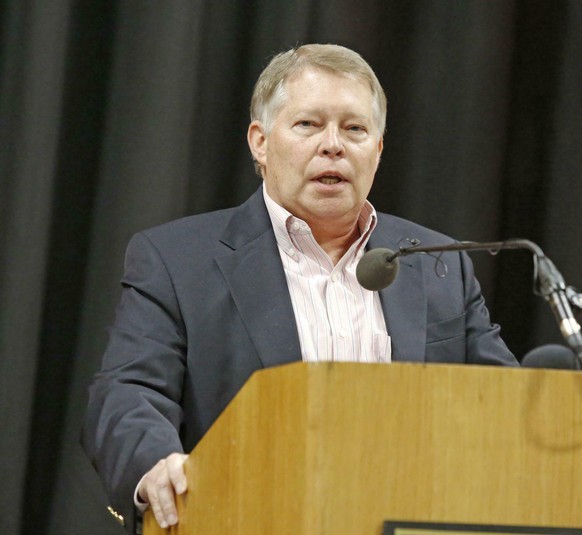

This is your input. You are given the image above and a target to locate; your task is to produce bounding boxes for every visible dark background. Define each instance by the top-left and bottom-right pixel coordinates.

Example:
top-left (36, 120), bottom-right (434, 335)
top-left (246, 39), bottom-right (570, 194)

top-left (1, 1), bottom-right (581, 534)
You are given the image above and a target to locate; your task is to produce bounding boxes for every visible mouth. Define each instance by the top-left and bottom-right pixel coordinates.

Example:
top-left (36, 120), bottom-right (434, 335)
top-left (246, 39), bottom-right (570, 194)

top-left (312, 172), bottom-right (347, 185)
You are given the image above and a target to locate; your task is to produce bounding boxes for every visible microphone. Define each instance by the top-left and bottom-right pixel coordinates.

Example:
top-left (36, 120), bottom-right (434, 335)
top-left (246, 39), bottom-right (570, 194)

top-left (521, 344), bottom-right (580, 369)
top-left (356, 248), bottom-right (399, 291)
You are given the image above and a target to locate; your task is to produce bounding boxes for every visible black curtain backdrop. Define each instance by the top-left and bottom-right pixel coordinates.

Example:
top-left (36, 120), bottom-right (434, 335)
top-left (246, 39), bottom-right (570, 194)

top-left (1, 1), bottom-right (581, 534)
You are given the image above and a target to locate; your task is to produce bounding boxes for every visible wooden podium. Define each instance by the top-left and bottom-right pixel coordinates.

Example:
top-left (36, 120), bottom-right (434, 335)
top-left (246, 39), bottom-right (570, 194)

top-left (143, 362), bottom-right (582, 534)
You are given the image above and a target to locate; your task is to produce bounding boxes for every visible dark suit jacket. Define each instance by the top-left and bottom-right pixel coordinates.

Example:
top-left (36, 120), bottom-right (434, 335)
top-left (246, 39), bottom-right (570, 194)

top-left (82, 188), bottom-right (517, 532)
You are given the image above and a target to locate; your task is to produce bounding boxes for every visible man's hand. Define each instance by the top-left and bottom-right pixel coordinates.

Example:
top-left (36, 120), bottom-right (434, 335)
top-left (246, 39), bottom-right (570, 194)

top-left (138, 452), bottom-right (188, 528)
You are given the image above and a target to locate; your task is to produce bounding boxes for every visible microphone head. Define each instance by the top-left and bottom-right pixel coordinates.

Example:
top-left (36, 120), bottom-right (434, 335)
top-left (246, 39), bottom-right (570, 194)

top-left (521, 344), bottom-right (579, 369)
top-left (356, 248), bottom-right (400, 291)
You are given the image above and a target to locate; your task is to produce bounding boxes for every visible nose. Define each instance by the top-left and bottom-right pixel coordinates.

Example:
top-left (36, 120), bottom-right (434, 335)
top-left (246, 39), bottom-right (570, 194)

top-left (319, 124), bottom-right (344, 158)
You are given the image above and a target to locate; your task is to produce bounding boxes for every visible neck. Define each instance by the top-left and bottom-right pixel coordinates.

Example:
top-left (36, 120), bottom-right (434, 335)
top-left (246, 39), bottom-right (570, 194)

top-left (310, 220), bottom-right (361, 265)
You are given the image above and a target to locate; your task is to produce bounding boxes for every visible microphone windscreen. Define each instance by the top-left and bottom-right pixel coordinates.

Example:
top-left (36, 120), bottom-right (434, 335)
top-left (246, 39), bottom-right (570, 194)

top-left (521, 344), bottom-right (579, 369)
top-left (356, 248), bottom-right (400, 291)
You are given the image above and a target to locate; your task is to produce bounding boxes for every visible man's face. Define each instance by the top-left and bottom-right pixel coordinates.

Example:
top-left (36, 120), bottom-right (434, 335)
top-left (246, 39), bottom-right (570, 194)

top-left (248, 68), bottom-right (383, 227)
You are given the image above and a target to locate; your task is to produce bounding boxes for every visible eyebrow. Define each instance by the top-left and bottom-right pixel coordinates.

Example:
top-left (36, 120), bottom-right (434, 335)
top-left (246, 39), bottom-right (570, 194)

top-left (290, 108), bottom-right (373, 122)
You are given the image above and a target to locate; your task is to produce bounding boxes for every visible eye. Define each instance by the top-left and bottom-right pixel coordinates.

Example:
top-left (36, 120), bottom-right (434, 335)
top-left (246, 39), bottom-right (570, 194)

top-left (296, 120), bottom-right (315, 128)
top-left (347, 125), bottom-right (366, 133)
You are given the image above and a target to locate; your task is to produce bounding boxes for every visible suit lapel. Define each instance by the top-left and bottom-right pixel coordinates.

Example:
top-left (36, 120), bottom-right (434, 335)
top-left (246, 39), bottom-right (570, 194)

top-left (368, 220), bottom-right (427, 363)
top-left (215, 190), bottom-right (428, 366)
top-left (215, 189), bottom-right (302, 368)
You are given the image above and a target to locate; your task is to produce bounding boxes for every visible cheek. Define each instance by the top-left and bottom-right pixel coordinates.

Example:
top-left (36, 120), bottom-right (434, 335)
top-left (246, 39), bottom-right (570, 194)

top-left (365, 148), bottom-right (381, 172)
top-left (272, 145), bottom-right (309, 181)
top-left (282, 140), bottom-right (305, 160)
top-left (273, 146), bottom-right (294, 165)
top-left (354, 148), bottom-right (377, 171)
top-left (270, 142), bottom-right (298, 171)
top-left (355, 153), bottom-right (379, 193)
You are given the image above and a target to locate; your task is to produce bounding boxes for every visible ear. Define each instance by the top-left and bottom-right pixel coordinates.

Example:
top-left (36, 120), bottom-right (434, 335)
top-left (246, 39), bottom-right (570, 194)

top-left (375, 136), bottom-right (384, 167)
top-left (247, 121), bottom-right (268, 168)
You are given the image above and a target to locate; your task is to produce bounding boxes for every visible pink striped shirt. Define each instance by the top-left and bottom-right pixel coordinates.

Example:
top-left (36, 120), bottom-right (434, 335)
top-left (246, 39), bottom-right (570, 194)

top-left (263, 187), bottom-right (391, 363)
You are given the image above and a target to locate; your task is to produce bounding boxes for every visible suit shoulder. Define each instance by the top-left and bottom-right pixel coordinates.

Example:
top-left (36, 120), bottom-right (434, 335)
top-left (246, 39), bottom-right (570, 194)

top-left (375, 212), bottom-right (456, 245)
top-left (137, 207), bottom-right (237, 245)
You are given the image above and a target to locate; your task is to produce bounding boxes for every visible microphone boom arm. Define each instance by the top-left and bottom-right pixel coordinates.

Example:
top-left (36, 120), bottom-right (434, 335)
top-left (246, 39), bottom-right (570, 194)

top-left (362, 237), bottom-right (582, 362)
top-left (388, 238), bottom-right (545, 262)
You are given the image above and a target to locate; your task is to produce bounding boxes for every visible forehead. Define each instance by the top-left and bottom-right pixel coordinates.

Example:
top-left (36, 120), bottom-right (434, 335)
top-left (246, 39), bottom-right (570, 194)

top-left (281, 67), bottom-right (374, 113)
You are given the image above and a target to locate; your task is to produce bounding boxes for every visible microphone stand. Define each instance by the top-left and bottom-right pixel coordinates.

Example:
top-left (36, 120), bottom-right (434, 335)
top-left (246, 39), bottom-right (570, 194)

top-left (534, 256), bottom-right (582, 362)
top-left (386, 238), bottom-right (544, 261)
top-left (389, 239), bottom-right (582, 364)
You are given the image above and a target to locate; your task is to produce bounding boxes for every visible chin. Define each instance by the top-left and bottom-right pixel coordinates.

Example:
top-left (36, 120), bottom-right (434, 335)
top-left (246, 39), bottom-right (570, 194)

top-left (311, 205), bottom-right (358, 222)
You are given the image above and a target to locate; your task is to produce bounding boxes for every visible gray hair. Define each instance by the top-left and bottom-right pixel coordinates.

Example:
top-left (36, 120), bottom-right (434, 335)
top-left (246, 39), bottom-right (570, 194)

top-left (251, 44), bottom-right (387, 135)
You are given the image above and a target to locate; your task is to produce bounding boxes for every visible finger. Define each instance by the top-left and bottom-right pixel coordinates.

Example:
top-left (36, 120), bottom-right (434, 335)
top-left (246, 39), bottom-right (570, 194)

top-left (142, 459), bottom-right (178, 528)
top-left (154, 473), bottom-right (178, 527)
top-left (138, 458), bottom-right (165, 504)
top-left (146, 476), bottom-right (171, 529)
top-left (137, 454), bottom-right (186, 528)
top-left (167, 453), bottom-right (188, 495)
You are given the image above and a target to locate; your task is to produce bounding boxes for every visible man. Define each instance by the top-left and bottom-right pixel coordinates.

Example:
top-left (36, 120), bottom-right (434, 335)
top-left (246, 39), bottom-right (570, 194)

top-left (82, 44), bottom-right (518, 533)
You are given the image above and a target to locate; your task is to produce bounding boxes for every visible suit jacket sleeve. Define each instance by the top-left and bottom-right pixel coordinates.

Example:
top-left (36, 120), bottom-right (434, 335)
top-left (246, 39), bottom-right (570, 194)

top-left (460, 250), bottom-right (517, 365)
top-left (82, 231), bottom-right (187, 533)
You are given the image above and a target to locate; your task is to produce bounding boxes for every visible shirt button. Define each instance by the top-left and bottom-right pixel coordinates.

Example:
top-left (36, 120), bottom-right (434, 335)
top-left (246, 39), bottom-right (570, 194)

top-left (338, 329), bottom-right (347, 338)
top-left (331, 273), bottom-right (338, 282)
top-left (292, 222), bottom-right (302, 231)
